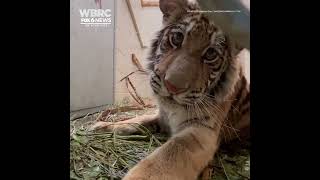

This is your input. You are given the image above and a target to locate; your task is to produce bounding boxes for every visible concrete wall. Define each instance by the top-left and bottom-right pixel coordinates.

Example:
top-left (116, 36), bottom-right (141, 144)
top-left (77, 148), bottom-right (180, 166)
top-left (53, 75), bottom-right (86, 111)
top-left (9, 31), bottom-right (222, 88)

top-left (70, 0), bottom-right (162, 113)
top-left (113, 0), bottom-right (162, 105)
top-left (70, 0), bottom-right (115, 111)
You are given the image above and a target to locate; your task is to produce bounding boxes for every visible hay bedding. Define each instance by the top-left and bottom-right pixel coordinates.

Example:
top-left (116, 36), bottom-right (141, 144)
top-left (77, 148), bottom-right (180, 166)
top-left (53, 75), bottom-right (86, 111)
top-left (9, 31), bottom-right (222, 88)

top-left (70, 106), bottom-right (250, 180)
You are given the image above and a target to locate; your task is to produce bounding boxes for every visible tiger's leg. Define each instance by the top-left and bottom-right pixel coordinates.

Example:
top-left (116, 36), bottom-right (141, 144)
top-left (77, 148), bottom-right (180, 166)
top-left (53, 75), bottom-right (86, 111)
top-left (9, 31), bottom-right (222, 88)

top-left (89, 110), bottom-right (160, 135)
top-left (122, 126), bottom-right (220, 180)
top-left (199, 160), bottom-right (214, 180)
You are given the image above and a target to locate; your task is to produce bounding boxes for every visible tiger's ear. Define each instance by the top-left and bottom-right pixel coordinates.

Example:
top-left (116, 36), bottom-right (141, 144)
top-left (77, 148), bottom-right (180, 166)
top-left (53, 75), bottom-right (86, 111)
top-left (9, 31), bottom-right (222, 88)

top-left (224, 34), bottom-right (243, 58)
top-left (231, 42), bottom-right (244, 58)
top-left (159, 0), bottom-right (197, 24)
top-left (160, 0), bottom-right (185, 23)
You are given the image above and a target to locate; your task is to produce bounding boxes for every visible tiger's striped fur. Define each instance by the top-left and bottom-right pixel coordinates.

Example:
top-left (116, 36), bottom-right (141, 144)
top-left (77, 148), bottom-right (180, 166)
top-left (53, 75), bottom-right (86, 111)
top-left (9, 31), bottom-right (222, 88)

top-left (90, 0), bottom-right (249, 179)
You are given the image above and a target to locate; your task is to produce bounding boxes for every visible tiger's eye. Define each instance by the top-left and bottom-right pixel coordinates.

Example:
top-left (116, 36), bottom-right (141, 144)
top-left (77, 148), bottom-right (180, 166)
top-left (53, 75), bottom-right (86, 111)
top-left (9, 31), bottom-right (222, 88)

top-left (171, 32), bottom-right (184, 47)
top-left (204, 47), bottom-right (218, 60)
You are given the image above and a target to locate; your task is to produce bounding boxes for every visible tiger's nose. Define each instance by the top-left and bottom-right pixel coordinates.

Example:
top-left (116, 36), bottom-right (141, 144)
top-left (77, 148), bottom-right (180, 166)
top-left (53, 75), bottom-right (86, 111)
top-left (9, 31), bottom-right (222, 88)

top-left (164, 79), bottom-right (188, 94)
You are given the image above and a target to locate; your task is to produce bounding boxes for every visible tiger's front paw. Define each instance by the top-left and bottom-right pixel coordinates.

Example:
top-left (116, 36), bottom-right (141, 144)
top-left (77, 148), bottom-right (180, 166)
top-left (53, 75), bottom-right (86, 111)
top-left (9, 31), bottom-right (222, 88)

top-left (88, 121), bottom-right (114, 131)
top-left (88, 121), bottom-right (138, 135)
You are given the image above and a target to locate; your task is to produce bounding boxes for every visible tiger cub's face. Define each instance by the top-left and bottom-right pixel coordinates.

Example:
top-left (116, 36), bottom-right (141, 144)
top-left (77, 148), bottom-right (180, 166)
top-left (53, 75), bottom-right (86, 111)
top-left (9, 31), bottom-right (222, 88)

top-left (148, 0), bottom-right (238, 105)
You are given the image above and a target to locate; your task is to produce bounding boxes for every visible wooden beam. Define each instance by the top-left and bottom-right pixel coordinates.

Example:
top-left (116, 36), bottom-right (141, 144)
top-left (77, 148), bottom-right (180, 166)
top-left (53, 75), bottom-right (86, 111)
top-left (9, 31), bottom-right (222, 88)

top-left (140, 0), bottom-right (159, 7)
top-left (126, 0), bottom-right (147, 48)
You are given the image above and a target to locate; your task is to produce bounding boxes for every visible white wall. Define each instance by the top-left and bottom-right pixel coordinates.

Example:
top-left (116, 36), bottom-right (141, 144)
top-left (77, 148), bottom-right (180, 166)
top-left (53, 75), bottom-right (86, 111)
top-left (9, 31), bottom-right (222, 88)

top-left (114, 0), bottom-right (162, 105)
top-left (70, 0), bottom-right (115, 111)
top-left (70, 0), bottom-right (162, 114)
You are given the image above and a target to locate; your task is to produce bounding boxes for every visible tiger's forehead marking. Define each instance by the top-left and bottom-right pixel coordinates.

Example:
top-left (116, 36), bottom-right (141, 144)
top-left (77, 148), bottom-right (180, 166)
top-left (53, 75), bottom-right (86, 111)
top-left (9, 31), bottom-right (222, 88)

top-left (182, 12), bottom-right (225, 48)
top-left (180, 14), bottom-right (219, 49)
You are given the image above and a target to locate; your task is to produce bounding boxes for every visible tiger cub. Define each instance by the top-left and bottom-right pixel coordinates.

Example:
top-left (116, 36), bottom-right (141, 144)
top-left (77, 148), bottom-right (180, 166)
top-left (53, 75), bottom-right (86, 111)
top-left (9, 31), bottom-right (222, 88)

top-left (91, 0), bottom-right (250, 179)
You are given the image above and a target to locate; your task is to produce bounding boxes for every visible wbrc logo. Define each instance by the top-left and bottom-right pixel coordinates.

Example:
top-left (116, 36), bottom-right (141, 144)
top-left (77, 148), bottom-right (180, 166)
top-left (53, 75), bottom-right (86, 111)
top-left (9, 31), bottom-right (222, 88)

top-left (79, 9), bottom-right (112, 27)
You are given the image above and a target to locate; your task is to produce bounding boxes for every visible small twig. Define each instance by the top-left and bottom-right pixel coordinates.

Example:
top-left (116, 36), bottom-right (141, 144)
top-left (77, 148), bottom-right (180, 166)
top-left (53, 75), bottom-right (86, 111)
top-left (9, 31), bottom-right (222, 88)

top-left (126, 77), bottom-right (146, 106)
top-left (87, 153), bottom-right (112, 171)
top-left (235, 171), bottom-right (250, 179)
top-left (219, 156), bottom-right (230, 180)
top-left (131, 54), bottom-right (147, 73)
top-left (72, 160), bottom-right (83, 178)
top-left (120, 70), bottom-right (146, 82)
top-left (105, 141), bottom-right (129, 167)
top-left (119, 57), bottom-right (152, 108)
top-left (125, 77), bottom-right (144, 106)
top-left (88, 146), bottom-right (113, 167)
top-left (70, 114), bottom-right (78, 121)
top-left (129, 123), bottom-right (162, 146)
top-left (95, 110), bottom-right (108, 122)
top-left (147, 137), bottom-right (154, 153)
top-left (95, 105), bottom-right (147, 121)
top-left (71, 111), bottom-right (101, 121)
